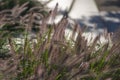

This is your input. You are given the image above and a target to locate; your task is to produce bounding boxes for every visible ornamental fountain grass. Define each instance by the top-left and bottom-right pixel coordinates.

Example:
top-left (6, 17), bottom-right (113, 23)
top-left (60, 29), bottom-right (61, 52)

top-left (0, 2), bottom-right (120, 80)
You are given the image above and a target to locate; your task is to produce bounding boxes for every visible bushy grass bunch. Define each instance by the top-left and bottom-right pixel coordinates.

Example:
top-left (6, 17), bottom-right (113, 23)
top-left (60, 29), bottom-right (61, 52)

top-left (0, 1), bottom-right (120, 80)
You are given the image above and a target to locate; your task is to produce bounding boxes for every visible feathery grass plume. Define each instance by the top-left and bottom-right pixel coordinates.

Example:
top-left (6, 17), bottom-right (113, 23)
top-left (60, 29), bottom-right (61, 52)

top-left (112, 28), bottom-right (120, 44)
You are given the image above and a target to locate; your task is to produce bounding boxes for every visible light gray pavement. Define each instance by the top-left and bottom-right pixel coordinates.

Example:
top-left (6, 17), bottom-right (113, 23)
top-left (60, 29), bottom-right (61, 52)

top-left (68, 0), bottom-right (99, 19)
top-left (39, 0), bottom-right (99, 20)
top-left (40, 0), bottom-right (120, 29)
top-left (39, 0), bottom-right (120, 42)
top-left (40, 0), bottom-right (99, 18)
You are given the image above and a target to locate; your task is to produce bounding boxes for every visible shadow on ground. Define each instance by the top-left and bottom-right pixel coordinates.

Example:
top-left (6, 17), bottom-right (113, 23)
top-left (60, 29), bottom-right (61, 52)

top-left (76, 12), bottom-right (120, 33)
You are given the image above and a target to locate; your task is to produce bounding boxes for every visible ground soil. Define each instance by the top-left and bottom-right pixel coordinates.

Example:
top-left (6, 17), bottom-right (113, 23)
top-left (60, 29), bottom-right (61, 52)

top-left (95, 0), bottom-right (120, 11)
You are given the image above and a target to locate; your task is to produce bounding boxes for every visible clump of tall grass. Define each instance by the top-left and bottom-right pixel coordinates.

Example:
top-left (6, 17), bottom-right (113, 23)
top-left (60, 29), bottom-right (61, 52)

top-left (0, 1), bottom-right (120, 80)
top-left (112, 28), bottom-right (120, 44)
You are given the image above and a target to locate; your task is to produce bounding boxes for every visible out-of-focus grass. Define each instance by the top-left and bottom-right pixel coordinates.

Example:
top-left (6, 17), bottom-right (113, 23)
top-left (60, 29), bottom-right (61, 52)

top-left (0, 1), bottom-right (120, 80)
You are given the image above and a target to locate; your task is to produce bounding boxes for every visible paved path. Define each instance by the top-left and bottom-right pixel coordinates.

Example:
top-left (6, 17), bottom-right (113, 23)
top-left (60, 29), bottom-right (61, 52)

top-left (41, 0), bottom-right (98, 22)
top-left (39, 0), bottom-right (120, 32)
top-left (68, 0), bottom-right (99, 19)
top-left (40, 0), bottom-right (99, 18)
top-left (39, 0), bottom-right (120, 42)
